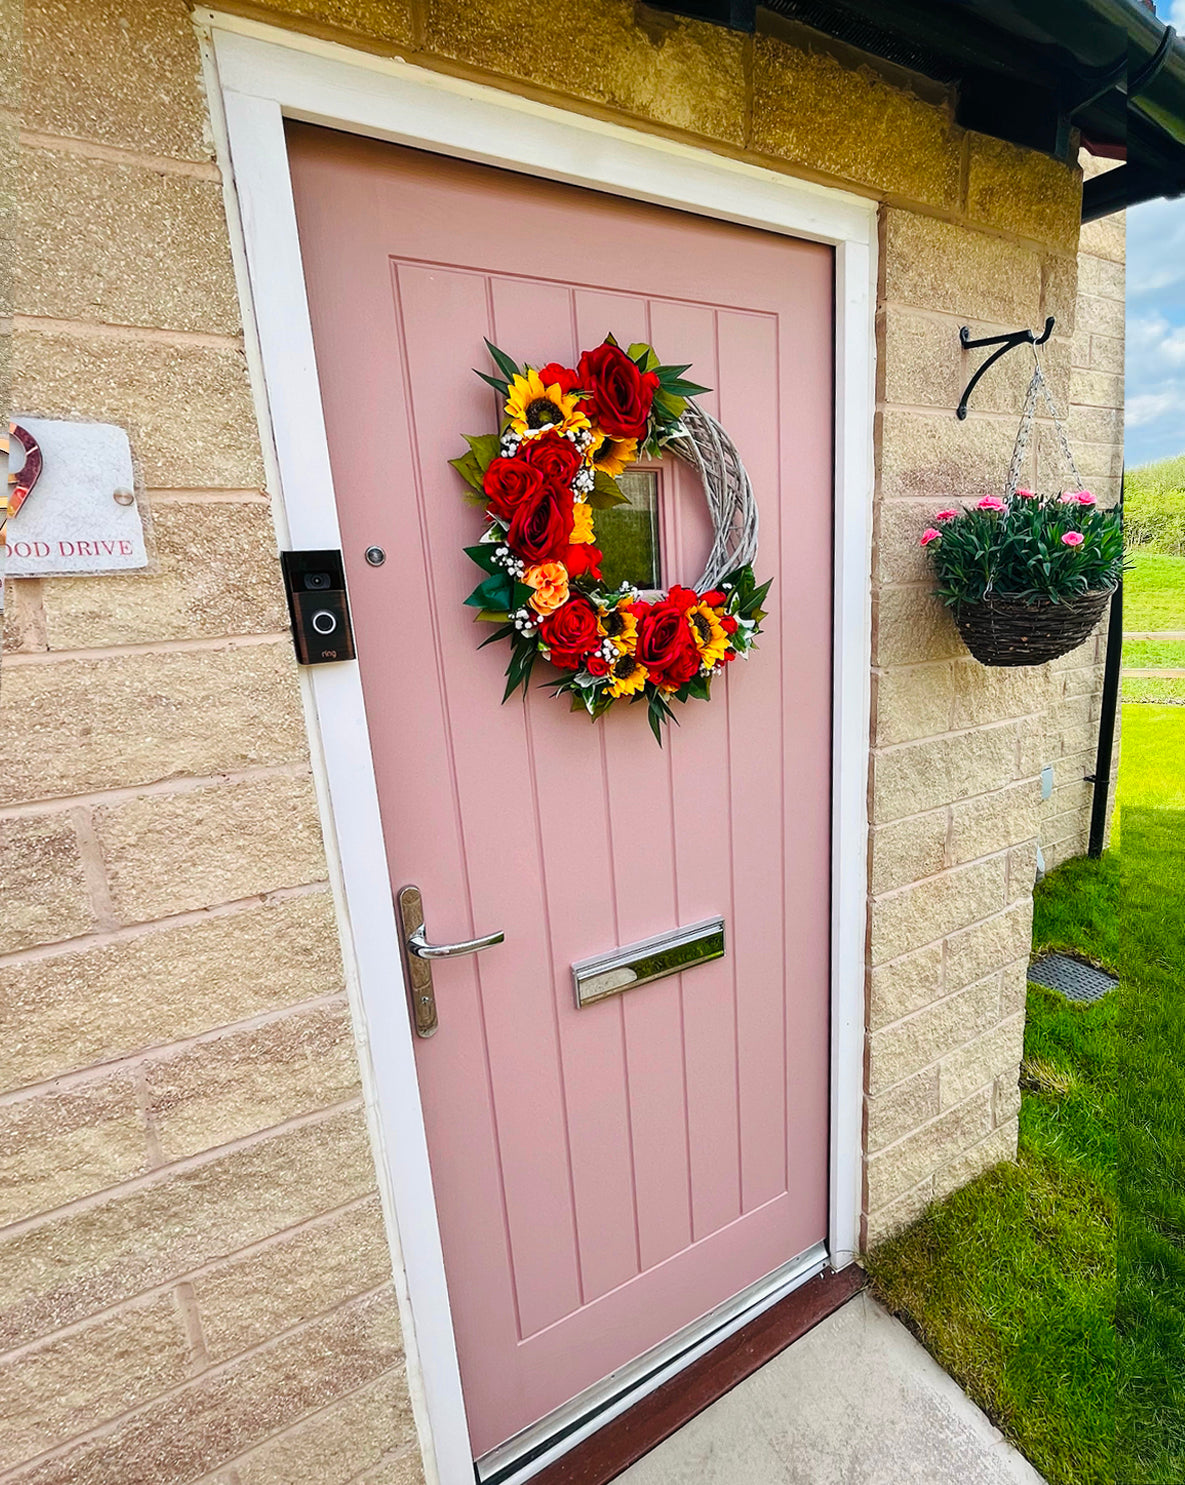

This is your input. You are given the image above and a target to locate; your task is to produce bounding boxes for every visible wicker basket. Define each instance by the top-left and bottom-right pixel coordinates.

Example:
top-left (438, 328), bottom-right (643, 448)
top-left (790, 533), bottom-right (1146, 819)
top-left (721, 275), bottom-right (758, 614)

top-left (953, 586), bottom-right (1116, 668)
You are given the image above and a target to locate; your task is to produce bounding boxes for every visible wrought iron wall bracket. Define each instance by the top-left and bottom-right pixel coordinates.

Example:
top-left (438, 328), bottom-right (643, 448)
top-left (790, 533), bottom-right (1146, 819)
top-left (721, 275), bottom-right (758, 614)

top-left (956, 317), bottom-right (1055, 420)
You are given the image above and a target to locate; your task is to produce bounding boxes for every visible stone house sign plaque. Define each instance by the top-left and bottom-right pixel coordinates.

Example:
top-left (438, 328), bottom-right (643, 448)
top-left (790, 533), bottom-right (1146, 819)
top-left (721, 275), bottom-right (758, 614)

top-left (3, 417), bottom-right (148, 576)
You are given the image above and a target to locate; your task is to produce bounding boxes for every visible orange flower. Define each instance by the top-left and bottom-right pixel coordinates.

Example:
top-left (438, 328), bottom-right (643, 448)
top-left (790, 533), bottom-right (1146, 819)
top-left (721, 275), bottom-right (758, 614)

top-left (523, 561), bottom-right (570, 616)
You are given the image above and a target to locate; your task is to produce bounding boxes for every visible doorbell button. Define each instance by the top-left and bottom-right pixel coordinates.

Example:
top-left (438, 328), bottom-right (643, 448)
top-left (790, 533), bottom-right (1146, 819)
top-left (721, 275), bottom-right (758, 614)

top-left (280, 549), bottom-right (357, 665)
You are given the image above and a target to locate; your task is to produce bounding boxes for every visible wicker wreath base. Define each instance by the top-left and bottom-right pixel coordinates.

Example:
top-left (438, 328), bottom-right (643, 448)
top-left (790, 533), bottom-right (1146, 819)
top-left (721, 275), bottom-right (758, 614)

top-left (953, 586), bottom-right (1115, 668)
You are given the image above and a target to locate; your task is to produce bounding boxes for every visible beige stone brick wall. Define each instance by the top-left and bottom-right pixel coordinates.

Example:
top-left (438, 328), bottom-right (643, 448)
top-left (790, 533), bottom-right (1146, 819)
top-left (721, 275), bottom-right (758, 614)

top-left (0, 4), bottom-right (421, 1482)
top-left (1, 0), bottom-right (1113, 1474)
top-left (864, 161), bottom-right (1123, 1245)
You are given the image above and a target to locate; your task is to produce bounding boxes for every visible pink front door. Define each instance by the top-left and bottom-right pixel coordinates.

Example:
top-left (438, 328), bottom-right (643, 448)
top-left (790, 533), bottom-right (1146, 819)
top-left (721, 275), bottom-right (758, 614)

top-left (288, 125), bottom-right (835, 1459)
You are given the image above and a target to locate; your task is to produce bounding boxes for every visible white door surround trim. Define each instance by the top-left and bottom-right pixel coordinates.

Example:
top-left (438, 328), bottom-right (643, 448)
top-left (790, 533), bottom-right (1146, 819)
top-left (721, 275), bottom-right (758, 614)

top-left (196, 16), bottom-right (876, 1483)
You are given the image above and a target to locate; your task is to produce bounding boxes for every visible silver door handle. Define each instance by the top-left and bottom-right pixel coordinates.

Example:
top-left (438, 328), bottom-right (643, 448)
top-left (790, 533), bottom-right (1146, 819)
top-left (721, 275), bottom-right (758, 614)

top-left (407, 923), bottom-right (505, 959)
top-left (396, 884), bottom-right (504, 1038)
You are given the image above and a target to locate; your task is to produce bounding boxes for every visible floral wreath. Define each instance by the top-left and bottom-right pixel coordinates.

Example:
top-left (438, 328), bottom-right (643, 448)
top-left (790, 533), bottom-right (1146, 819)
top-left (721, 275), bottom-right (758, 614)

top-left (450, 336), bottom-right (770, 742)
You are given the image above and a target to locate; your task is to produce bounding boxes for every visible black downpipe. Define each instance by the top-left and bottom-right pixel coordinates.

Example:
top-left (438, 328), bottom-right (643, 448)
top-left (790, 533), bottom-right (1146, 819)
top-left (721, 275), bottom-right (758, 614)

top-left (1088, 510), bottom-right (1124, 858)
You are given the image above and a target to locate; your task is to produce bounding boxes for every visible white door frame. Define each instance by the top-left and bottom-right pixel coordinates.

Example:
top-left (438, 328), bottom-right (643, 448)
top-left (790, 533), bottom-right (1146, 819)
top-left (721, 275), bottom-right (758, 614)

top-left (196, 15), bottom-right (875, 1483)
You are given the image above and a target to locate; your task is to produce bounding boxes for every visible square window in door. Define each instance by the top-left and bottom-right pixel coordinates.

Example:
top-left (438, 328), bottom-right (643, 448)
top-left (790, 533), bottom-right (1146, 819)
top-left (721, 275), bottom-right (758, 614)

top-left (595, 470), bottom-right (661, 591)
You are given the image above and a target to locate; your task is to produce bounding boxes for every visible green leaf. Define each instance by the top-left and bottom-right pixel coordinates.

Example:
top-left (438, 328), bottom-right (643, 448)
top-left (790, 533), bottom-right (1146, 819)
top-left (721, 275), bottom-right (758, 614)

top-left (464, 433), bottom-right (502, 474)
top-left (512, 580), bottom-right (535, 610)
top-left (464, 572), bottom-right (513, 610)
top-left (627, 342), bottom-right (660, 372)
top-left (652, 389), bottom-right (688, 420)
top-left (687, 674), bottom-right (712, 701)
top-left (478, 623), bottom-right (514, 648)
top-left (660, 377), bottom-right (712, 398)
top-left (587, 470), bottom-right (628, 509)
top-left (449, 451), bottom-right (486, 491)
top-left (474, 608), bottom-right (510, 623)
top-left (464, 543), bottom-right (502, 574)
top-left (474, 370), bottom-right (510, 397)
top-left (646, 689), bottom-right (679, 746)
top-left (484, 338), bottom-right (522, 384)
top-left (502, 643), bottom-right (537, 703)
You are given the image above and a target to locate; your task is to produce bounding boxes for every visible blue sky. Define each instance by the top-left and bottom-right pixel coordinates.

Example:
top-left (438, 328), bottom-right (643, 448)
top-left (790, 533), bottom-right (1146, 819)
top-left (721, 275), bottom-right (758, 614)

top-left (1126, 0), bottom-right (1185, 466)
top-left (1126, 193), bottom-right (1185, 467)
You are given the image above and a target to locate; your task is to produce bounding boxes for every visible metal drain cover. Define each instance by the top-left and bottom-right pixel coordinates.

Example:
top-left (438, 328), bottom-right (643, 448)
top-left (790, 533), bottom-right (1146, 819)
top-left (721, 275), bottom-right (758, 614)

top-left (1028, 953), bottom-right (1117, 1003)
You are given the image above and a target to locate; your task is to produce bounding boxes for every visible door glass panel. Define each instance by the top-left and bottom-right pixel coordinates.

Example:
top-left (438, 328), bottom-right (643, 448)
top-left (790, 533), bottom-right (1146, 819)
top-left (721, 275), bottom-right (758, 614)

top-left (594, 470), bottom-right (661, 591)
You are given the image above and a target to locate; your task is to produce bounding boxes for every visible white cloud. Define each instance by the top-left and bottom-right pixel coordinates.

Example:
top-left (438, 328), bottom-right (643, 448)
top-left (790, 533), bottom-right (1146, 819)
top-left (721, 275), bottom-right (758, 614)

top-left (1128, 313), bottom-right (1185, 367)
top-left (1126, 390), bottom-right (1185, 429)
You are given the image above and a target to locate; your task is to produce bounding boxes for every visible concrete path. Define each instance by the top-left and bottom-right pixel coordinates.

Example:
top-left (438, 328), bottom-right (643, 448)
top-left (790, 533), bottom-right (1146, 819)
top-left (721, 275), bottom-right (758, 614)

top-left (616, 1292), bottom-right (1045, 1485)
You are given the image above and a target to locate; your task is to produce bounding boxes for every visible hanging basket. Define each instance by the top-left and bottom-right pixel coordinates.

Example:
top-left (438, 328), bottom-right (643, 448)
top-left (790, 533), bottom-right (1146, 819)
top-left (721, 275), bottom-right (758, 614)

top-left (952, 585), bottom-right (1116, 667)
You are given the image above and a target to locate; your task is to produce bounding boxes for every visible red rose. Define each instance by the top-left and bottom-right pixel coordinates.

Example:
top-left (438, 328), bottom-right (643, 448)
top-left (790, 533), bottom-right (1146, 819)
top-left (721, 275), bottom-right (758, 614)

top-left (577, 341), bottom-right (660, 441)
top-left (635, 598), bottom-right (700, 690)
top-left (507, 480), bottom-right (574, 565)
top-left (666, 585), bottom-right (699, 613)
top-left (701, 590), bottom-right (726, 607)
top-left (586, 653), bottom-right (610, 677)
top-left (483, 457), bottom-right (545, 521)
top-left (722, 616), bottom-right (738, 634)
top-left (540, 597), bottom-right (600, 669)
top-left (519, 432), bottom-right (584, 485)
top-left (538, 362), bottom-right (581, 396)
top-left (564, 543), bottom-right (603, 580)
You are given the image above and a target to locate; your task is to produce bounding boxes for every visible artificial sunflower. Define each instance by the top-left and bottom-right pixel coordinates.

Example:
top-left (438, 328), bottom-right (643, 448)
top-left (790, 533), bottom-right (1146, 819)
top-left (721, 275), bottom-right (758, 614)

top-left (505, 370), bottom-right (591, 439)
top-left (597, 596), bottom-right (639, 655)
top-left (570, 502), bottom-right (596, 545)
top-left (686, 601), bottom-right (730, 669)
top-left (590, 433), bottom-right (638, 476)
top-left (606, 653), bottom-right (649, 698)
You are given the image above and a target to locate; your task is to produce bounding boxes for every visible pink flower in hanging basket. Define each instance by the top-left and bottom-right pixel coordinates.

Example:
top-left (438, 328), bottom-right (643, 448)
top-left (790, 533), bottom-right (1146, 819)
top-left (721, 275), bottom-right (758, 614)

top-left (920, 528), bottom-right (942, 547)
top-left (935, 509), bottom-right (958, 521)
top-left (977, 496), bottom-right (1007, 512)
top-left (1072, 491), bottom-right (1097, 506)
top-left (1061, 531), bottom-right (1084, 547)
top-left (1014, 488), bottom-right (1038, 499)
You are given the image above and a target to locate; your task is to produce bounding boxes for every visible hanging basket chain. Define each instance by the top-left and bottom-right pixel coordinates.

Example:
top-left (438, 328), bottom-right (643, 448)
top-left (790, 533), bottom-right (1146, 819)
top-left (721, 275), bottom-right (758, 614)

top-left (1004, 345), bottom-right (1084, 497)
top-left (667, 399), bottom-right (760, 591)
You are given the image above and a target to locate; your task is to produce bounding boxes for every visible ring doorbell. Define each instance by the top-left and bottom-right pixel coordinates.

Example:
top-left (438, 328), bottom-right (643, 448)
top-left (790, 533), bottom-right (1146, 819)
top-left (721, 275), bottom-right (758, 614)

top-left (280, 549), bottom-right (356, 665)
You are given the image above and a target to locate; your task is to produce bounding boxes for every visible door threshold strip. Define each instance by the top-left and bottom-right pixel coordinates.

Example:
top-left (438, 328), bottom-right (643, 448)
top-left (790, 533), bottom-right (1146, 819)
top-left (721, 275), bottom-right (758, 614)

top-left (476, 1243), bottom-right (863, 1485)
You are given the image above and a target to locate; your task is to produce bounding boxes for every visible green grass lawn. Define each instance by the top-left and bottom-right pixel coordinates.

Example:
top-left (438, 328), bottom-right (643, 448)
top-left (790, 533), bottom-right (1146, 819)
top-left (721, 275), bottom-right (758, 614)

top-left (869, 542), bottom-right (1185, 1481)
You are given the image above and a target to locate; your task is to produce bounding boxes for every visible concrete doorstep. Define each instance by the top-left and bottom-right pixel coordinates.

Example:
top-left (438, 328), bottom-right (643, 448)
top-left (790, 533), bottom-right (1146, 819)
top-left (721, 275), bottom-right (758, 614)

top-left (616, 1292), bottom-right (1044, 1485)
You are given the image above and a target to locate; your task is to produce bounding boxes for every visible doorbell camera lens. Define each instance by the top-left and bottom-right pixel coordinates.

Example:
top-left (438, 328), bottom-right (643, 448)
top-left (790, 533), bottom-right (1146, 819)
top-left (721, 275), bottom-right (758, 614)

top-left (303, 572), bottom-right (332, 591)
top-left (310, 609), bottom-right (338, 636)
